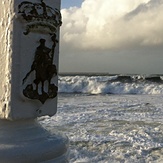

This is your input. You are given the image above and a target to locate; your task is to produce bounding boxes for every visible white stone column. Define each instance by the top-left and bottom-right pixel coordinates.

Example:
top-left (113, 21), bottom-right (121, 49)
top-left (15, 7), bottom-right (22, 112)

top-left (0, 0), bottom-right (69, 162)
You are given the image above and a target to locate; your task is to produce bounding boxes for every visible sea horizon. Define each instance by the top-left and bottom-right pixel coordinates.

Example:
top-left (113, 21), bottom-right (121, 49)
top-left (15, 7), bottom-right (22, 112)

top-left (59, 72), bottom-right (163, 77)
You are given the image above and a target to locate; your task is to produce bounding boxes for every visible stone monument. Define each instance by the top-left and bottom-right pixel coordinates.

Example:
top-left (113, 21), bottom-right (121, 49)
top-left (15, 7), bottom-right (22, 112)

top-left (0, 0), bottom-right (69, 162)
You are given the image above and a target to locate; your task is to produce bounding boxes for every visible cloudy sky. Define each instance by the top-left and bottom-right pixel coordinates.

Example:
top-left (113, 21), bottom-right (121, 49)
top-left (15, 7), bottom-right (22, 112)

top-left (60, 0), bottom-right (163, 74)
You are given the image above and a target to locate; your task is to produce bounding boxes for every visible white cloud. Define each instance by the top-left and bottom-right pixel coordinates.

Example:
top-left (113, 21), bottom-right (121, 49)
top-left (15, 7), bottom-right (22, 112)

top-left (61, 0), bottom-right (163, 51)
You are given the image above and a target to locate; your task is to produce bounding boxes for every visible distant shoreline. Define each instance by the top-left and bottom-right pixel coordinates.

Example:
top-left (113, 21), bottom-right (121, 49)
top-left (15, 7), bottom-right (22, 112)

top-left (59, 72), bottom-right (163, 77)
top-left (59, 72), bottom-right (111, 76)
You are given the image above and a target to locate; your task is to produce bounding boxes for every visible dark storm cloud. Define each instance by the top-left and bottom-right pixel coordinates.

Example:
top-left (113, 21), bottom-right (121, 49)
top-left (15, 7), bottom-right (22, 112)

top-left (125, 0), bottom-right (163, 20)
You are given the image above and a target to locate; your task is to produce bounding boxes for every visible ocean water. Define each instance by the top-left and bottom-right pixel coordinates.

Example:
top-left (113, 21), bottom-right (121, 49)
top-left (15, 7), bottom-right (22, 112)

top-left (39, 74), bottom-right (163, 163)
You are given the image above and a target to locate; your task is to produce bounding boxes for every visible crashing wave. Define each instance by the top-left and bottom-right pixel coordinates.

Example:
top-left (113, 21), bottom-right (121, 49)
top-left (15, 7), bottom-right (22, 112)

top-left (58, 75), bottom-right (163, 95)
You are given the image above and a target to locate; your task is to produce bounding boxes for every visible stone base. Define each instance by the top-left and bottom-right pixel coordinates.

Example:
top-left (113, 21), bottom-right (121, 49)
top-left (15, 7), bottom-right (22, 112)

top-left (0, 119), bottom-right (69, 163)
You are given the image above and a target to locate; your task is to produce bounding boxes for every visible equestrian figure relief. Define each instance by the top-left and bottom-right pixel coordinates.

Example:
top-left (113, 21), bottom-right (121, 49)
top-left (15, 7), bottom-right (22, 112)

top-left (18, 0), bottom-right (62, 104)
top-left (22, 35), bottom-right (58, 104)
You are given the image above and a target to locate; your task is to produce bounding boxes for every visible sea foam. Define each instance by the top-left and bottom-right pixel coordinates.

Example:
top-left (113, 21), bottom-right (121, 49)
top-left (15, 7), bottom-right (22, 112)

top-left (58, 75), bottom-right (163, 95)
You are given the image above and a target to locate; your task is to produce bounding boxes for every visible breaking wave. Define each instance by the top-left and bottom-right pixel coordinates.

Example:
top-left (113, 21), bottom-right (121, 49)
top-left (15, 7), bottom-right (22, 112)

top-left (58, 75), bottom-right (163, 95)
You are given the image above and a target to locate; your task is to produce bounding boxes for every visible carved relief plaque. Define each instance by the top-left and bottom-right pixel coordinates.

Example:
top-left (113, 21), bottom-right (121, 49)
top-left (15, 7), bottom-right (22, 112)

top-left (18, 0), bottom-right (62, 105)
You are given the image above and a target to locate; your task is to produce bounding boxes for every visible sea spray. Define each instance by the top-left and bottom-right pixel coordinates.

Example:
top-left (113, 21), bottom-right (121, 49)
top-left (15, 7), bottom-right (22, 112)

top-left (58, 75), bottom-right (163, 95)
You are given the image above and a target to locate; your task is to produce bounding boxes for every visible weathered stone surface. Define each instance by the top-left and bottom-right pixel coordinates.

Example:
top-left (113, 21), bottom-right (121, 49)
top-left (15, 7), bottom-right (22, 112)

top-left (0, 0), bottom-right (61, 120)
